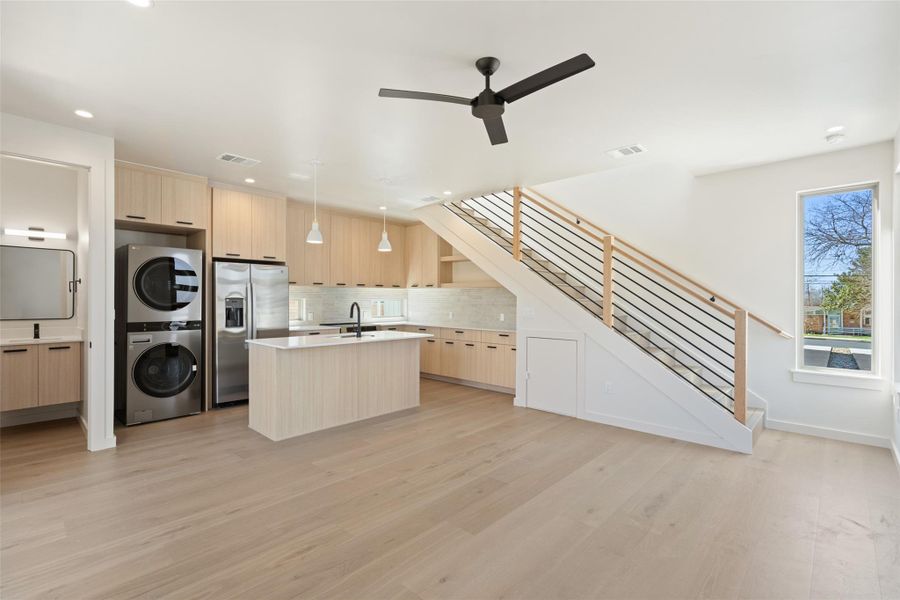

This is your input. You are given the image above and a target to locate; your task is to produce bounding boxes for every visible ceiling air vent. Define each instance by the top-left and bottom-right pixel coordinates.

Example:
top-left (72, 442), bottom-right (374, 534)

top-left (606, 144), bottom-right (647, 159)
top-left (216, 153), bottom-right (261, 167)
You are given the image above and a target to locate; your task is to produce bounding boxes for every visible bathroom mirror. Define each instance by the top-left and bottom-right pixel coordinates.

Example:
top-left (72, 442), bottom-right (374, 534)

top-left (0, 245), bottom-right (76, 320)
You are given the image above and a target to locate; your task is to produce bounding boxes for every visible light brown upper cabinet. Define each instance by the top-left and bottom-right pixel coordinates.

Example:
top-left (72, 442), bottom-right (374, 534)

top-left (212, 189), bottom-right (253, 259)
top-left (405, 224), bottom-right (423, 287)
top-left (405, 223), bottom-right (444, 288)
top-left (286, 202), bottom-right (306, 284)
top-left (304, 209), bottom-right (331, 286)
top-left (212, 188), bottom-right (286, 261)
top-left (384, 223), bottom-right (407, 288)
top-left (116, 162), bottom-right (209, 229)
top-left (160, 176), bottom-right (208, 229)
top-left (251, 194), bottom-right (287, 262)
top-left (329, 213), bottom-right (353, 286)
top-left (115, 164), bottom-right (162, 224)
top-left (350, 217), bottom-right (373, 287)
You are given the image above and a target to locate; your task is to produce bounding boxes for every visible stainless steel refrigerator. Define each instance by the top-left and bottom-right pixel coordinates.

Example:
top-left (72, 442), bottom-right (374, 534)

top-left (213, 261), bottom-right (289, 407)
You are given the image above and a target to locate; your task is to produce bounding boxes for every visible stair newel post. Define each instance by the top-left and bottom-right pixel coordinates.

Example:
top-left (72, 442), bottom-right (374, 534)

top-left (602, 235), bottom-right (614, 327)
top-left (512, 186), bottom-right (522, 261)
top-left (733, 308), bottom-right (748, 425)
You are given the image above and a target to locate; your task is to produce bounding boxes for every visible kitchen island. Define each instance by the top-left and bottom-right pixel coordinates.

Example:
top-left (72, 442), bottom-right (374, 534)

top-left (247, 331), bottom-right (431, 441)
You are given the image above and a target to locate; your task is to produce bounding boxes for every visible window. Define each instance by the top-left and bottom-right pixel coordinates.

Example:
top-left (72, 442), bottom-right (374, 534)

top-left (800, 183), bottom-right (875, 373)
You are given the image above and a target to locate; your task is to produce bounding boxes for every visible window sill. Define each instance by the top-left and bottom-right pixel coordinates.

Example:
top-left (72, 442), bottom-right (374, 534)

top-left (791, 368), bottom-right (884, 391)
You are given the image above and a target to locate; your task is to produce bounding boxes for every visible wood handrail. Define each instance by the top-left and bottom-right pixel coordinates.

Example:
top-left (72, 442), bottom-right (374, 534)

top-left (523, 187), bottom-right (792, 339)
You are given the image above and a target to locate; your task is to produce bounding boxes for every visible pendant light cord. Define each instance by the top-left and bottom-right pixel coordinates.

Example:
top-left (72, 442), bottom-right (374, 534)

top-left (313, 161), bottom-right (318, 221)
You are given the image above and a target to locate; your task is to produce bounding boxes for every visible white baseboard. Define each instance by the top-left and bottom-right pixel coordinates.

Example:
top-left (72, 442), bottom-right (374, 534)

top-left (582, 409), bottom-right (749, 454)
top-left (891, 438), bottom-right (900, 478)
top-left (766, 417), bottom-right (890, 448)
top-left (0, 403), bottom-right (80, 428)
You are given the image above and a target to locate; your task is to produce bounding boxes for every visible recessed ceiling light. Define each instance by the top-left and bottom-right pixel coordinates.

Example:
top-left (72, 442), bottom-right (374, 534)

top-left (244, 178), bottom-right (255, 184)
top-left (127, 0), bottom-right (153, 7)
top-left (74, 109), bottom-right (93, 119)
top-left (289, 173), bottom-right (311, 181)
top-left (379, 206), bottom-right (387, 211)
top-left (443, 190), bottom-right (452, 196)
top-left (825, 125), bottom-right (845, 134)
top-left (825, 133), bottom-right (845, 145)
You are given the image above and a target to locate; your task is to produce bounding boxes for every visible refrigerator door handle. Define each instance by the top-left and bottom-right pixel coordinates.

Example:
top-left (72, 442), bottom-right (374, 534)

top-left (245, 282), bottom-right (254, 346)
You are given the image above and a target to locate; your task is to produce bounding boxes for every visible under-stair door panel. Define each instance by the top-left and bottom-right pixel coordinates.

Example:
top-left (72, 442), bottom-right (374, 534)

top-left (525, 337), bottom-right (576, 417)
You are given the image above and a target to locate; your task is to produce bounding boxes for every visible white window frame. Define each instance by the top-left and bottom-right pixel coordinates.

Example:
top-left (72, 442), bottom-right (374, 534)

top-left (793, 181), bottom-right (881, 388)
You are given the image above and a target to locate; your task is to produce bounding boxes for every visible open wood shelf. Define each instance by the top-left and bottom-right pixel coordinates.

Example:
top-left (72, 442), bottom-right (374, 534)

top-left (440, 281), bottom-right (501, 288)
top-left (439, 255), bottom-right (470, 263)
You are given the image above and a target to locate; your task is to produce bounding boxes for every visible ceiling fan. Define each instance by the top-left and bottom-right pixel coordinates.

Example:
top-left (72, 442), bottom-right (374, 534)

top-left (378, 53), bottom-right (595, 146)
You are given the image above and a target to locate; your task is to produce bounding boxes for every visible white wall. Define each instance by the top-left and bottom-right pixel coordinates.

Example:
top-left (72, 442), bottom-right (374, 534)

top-left (536, 141), bottom-right (896, 446)
top-left (892, 131), bottom-right (900, 467)
top-left (1, 113), bottom-right (116, 451)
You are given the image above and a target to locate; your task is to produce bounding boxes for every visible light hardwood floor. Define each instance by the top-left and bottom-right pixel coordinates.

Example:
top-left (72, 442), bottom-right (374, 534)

top-left (2, 379), bottom-right (899, 599)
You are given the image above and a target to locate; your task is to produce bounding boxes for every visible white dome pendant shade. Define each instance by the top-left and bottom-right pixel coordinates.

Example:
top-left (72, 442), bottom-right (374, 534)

top-left (306, 160), bottom-right (324, 245)
top-left (306, 220), bottom-right (323, 244)
top-left (377, 205), bottom-right (392, 252)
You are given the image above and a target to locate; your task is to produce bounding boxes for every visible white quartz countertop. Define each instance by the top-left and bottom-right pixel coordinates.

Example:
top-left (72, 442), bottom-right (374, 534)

top-left (0, 333), bottom-right (83, 346)
top-left (289, 321), bottom-right (515, 333)
top-left (249, 330), bottom-right (432, 350)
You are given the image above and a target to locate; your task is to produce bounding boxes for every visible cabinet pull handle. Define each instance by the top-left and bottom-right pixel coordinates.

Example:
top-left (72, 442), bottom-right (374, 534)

top-left (226, 253), bottom-right (241, 257)
top-left (48, 346), bottom-right (71, 350)
top-left (499, 334), bottom-right (509, 337)
top-left (426, 340), bottom-right (435, 343)
top-left (487, 345), bottom-right (497, 349)
top-left (125, 214), bottom-right (146, 220)
top-left (289, 281), bottom-right (297, 285)
top-left (455, 330), bottom-right (464, 333)
top-left (411, 284), bottom-right (419, 288)
top-left (176, 220), bottom-right (193, 225)
top-left (445, 341), bottom-right (454, 345)
top-left (356, 283), bottom-right (365, 287)
top-left (308, 332), bottom-right (320, 336)
top-left (511, 348), bottom-right (516, 351)
top-left (263, 256), bottom-right (276, 260)
top-left (425, 284), bottom-right (434, 287)
top-left (465, 343), bottom-right (474, 347)
top-left (392, 285), bottom-right (400, 288)
top-left (417, 328), bottom-right (426, 331)
top-left (3, 348), bottom-right (27, 353)
top-left (375, 284), bottom-right (384, 287)
top-left (336, 283), bottom-right (346, 286)
top-left (313, 282), bottom-right (324, 285)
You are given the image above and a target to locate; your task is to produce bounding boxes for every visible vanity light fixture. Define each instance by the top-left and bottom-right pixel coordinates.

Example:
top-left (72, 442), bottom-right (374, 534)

top-left (377, 207), bottom-right (392, 252)
top-left (306, 160), bottom-right (324, 244)
top-left (4, 227), bottom-right (66, 241)
top-left (74, 109), bottom-right (94, 119)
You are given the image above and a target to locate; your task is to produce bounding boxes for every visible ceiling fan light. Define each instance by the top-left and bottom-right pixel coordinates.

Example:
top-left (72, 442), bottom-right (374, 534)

top-left (377, 230), bottom-right (392, 252)
top-left (306, 220), bottom-right (323, 244)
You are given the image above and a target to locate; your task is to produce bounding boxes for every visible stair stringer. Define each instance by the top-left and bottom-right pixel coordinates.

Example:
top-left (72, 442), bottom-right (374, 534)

top-left (417, 202), bottom-right (753, 454)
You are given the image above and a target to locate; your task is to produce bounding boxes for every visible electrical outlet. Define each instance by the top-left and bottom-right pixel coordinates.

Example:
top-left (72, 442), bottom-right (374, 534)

top-left (603, 382), bottom-right (613, 394)
top-left (499, 313), bottom-right (505, 322)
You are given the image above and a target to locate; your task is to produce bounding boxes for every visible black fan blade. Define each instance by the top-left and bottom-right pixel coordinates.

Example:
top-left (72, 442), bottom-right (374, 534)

top-left (497, 53), bottom-right (595, 103)
top-left (378, 89), bottom-right (472, 106)
top-left (484, 117), bottom-right (508, 145)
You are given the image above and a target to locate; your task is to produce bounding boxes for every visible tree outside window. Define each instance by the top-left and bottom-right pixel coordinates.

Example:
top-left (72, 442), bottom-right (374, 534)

top-left (801, 186), bottom-right (874, 372)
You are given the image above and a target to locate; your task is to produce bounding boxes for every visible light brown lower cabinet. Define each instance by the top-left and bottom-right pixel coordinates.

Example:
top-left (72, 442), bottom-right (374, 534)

top-left (418, 332), bottom-right (515, 389)
top-left (0, 342), bottom-right (82, 411)
top-left (421, 338), bottom-right (441, 374)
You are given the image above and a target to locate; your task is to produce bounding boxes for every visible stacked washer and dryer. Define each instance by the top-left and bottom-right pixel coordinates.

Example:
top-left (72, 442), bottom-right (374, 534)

top-left (115, 245), bottom-right (204, 425)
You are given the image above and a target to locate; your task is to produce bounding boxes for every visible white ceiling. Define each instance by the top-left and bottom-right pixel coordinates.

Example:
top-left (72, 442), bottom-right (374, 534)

top-left (2, 1), bottom-right (898, 217)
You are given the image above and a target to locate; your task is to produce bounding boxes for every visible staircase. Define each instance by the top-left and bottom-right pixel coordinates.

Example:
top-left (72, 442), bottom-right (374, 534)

top-left (440, 187), bottom-right (789, 436)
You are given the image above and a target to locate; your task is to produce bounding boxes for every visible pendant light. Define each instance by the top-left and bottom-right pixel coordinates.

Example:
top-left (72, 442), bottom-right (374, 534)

top-left (306, 160), bottom-right (323, 244)
top-left (377, 178), bottom-right (392, 252)
top-left (377, 207), bottom-right (392, 252)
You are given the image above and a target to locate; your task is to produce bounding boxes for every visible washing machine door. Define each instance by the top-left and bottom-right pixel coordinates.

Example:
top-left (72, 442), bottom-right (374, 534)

top-left (133, 256), bottom-right (200, 312)
top-left (132, 342), bottom-right (198, 398)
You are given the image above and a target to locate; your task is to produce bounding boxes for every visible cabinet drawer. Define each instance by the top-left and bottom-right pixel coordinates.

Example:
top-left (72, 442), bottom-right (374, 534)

top-left (441, 328), bottom-right (481, 343)
top-left (0, 345), bottom-right (39, 411)
top-left (405, 325), bottom-right (439, 337)
top-left (421, 338), bottom-right (441, 374)
top-left (482, 330), bottom-right (516, 345)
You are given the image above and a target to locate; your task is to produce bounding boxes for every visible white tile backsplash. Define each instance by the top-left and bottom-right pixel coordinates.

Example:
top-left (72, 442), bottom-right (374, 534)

top-left (289, 286), bottom-right (516, 329)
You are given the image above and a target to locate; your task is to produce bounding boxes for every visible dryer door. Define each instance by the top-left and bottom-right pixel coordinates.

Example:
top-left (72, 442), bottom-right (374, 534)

top-left (132, 342), bottom-right (198, 398)
top-left (133, 257), bottom-right (200, 312)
